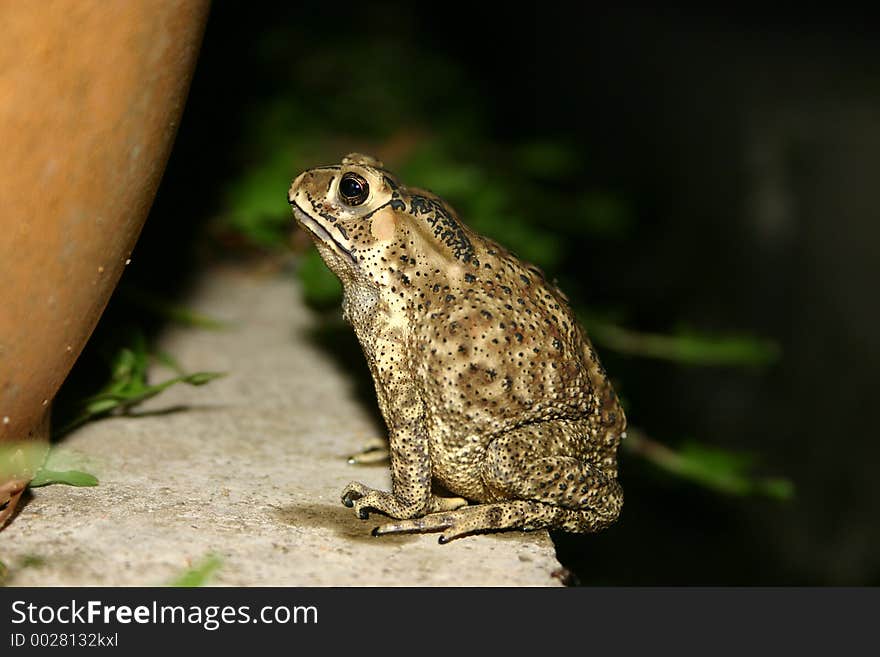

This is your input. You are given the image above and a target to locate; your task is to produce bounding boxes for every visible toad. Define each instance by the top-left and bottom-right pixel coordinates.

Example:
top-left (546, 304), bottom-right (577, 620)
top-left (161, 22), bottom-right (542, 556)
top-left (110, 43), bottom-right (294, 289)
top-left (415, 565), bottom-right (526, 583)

top-left (288, 154), bottom-right (624, 542)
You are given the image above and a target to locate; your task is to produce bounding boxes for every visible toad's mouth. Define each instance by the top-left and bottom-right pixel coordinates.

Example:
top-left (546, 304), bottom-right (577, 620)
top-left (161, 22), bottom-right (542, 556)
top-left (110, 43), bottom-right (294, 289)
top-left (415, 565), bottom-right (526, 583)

top-left (291, 201), bottom-right (355, 265)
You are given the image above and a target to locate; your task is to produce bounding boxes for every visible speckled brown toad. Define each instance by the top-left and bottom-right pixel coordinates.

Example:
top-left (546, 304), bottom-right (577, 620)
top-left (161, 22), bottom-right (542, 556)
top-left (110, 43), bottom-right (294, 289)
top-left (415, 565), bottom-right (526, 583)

top-left (288, 153), bottom-right (625, 542)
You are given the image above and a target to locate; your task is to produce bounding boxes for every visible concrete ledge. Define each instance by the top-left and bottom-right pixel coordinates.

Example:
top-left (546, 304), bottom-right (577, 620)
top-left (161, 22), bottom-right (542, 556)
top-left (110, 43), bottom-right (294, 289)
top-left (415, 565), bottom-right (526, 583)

top-left (1, 265), bottom-right (563, 586)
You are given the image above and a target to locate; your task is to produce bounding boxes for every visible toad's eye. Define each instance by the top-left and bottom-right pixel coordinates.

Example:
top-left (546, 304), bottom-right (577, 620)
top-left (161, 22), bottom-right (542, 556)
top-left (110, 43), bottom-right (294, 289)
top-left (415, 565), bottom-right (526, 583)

top-left (338, 172), bottom-right (369, 206)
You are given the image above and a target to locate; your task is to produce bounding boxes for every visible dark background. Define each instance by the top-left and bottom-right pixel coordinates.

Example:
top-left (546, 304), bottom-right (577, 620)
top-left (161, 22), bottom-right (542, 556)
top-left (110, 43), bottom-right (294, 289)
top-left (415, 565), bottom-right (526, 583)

top-left (100, 5), bottom-right (879, 584)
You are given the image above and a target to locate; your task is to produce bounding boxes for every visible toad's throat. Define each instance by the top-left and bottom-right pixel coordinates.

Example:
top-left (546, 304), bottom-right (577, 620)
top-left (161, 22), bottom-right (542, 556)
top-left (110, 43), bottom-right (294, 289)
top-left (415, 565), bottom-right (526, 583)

top-left (292, 201), bottom-right (355, 265)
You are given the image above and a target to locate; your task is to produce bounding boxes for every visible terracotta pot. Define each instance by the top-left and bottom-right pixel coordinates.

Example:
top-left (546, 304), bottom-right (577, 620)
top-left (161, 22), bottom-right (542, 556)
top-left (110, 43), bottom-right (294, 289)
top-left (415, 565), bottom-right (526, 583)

top-left (0, 1), bottom-right (211, 527)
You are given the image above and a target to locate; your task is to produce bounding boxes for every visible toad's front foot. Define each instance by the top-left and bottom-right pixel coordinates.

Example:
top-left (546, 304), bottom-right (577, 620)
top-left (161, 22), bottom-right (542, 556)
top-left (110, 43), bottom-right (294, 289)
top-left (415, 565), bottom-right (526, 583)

top-left (341, 482), bottom-right (469, 521)
top-left (341, 481), bottom-right (424, 520)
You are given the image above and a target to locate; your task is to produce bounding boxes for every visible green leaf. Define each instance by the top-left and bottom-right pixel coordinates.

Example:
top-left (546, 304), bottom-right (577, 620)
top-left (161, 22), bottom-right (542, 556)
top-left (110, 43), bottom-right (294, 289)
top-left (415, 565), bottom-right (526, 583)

top-left (679, 442), bottom-right (756, 474)
top-left (29, 469), bottom-right (99, 488)
top-left (757, 478), bottom-right (796, 500)
top-left (183, 372), bottom-right (226, 386)
top-left (107, 371), bottom-right (227, 410)
top-left (399, 145), bottom-right (487, 198)
top-left (84, 398), bottom-right (120, 415)
top-left (168, 554), bottom-right (223, 587)
top-left (583, 317), bottom-right (781, 367)
top-left (54, 329), bottom-right (227, 439)
top-left (112, 347), bottom-right (138, 381)
top-left (623, 430), bottom-right (794, 500)
top-left (222, 149), bottom-right (301, 249)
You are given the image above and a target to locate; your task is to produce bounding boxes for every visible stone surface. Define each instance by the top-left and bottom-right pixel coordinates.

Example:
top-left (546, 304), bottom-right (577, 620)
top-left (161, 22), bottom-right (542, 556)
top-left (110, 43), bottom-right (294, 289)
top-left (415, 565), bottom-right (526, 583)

top-left (0, 265), bottom-right (563, 586)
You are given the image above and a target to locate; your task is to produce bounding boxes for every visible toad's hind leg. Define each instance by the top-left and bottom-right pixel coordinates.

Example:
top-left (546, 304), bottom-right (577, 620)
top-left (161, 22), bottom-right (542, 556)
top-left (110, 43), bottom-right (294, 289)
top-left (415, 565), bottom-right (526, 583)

top-left (480, 430), bottom-right (624, 532)
top-left (373, 500), bottom-right (581, 543)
